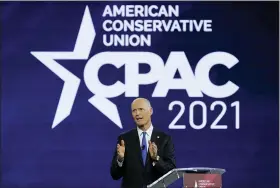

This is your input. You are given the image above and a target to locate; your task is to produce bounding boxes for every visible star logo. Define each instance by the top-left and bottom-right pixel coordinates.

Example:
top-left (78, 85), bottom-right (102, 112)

top-left (31, 6), bottom-right (122, 129)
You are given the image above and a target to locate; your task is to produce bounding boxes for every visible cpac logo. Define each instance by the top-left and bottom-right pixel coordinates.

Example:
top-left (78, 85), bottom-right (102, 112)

top-left (31, 6), bottom-right (239, 129)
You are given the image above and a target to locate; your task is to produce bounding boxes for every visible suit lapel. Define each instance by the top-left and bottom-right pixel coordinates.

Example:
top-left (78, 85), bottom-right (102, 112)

top-left (134, 127), bottom-right (160, 168)
top-left (150, 128), bottom-right (158, 143)
top-left (145, 128), bottom-right (158, 167)
top-left (133, 129), bottom-right (144, 167)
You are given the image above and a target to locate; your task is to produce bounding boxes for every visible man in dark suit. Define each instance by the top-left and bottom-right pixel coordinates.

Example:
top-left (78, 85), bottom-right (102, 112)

top-left (110, 98), bottom-right (176, 188)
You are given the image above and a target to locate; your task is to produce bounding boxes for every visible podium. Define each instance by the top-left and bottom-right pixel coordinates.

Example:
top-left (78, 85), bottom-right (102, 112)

top-left (147, 167), bottom-right (226, 188)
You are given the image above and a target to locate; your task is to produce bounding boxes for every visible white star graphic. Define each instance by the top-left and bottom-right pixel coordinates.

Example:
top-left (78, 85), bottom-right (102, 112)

top-left (31, 6), bottom-right (123, 129)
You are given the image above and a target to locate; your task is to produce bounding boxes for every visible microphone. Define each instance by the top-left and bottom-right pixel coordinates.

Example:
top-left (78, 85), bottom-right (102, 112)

top-left (141, 145), bottom-right (145, 150)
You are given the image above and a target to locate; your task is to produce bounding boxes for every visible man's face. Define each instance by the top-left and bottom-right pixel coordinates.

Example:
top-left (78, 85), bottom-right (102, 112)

top-left (131, 99), bottom-right (152, 128)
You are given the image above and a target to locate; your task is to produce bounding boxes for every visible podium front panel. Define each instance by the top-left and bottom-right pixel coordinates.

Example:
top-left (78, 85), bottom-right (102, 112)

top-left (183, 173), bottom-right (222, 188)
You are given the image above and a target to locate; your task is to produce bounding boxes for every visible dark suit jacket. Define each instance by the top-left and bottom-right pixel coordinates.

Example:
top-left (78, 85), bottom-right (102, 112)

top-left (110, 128), bottom-right (176, 188)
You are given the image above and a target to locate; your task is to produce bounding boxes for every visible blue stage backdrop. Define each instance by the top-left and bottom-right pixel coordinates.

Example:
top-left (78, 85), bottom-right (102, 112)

top-left (1, 2), bottom-right (279, 188)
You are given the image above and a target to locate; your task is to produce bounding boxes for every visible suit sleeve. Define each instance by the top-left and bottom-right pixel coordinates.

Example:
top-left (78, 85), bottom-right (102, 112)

top-left (154, 135), bottom-right (176, 175)
top-left (110, 136), bottom-right (124, 180)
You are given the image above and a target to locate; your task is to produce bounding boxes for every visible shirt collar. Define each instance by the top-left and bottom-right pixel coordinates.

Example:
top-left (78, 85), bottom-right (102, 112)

top-left (137, 124), bottom-right (153, 137)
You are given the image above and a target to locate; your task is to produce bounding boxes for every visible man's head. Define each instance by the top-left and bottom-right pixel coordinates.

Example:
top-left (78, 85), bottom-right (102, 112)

top-left (131, 98), bottom-right (153, 129)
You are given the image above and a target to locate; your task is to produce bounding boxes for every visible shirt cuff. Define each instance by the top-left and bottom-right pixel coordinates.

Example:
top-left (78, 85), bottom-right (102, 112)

top-left (117, 159), bottom-right (124, 167)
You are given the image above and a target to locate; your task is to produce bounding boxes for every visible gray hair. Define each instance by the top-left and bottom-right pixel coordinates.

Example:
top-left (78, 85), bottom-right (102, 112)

top-left (144, 98), bottom-right (152, 108)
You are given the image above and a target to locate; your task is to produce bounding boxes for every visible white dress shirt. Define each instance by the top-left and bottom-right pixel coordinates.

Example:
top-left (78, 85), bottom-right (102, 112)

top-left (137, 124), bottom-right (153, 152)
top-left (117, 124), bottom-right (154, 167)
